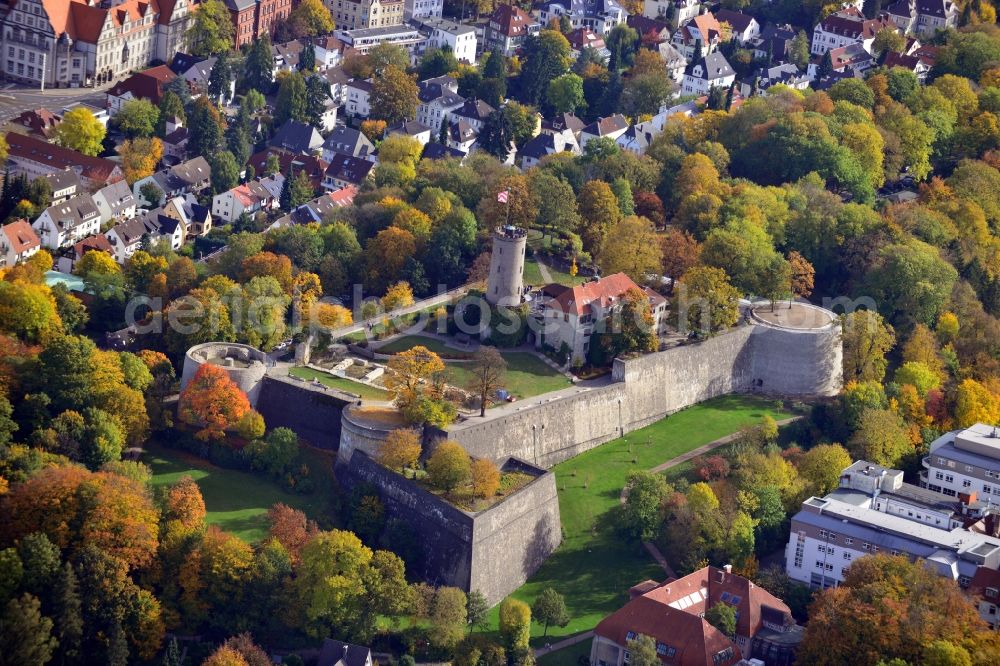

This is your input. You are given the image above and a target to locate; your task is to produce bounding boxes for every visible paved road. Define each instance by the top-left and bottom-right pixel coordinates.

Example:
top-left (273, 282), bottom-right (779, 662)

top-left (324, 284), bottom-right (472, 342)
top-left (0, 83), bottom-right (107, 124)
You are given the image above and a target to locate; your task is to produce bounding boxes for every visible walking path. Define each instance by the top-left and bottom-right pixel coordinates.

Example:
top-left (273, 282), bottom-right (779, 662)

top-left (618, 416), bottom-right (804, 579)
top-left (535, 630), bottom-right (595, 658)
top-left (535, 259), bottom-right (554, 284)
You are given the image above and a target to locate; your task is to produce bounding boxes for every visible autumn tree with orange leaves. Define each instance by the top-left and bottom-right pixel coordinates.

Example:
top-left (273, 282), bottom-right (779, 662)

top-left (266, 503), bottom-right (319, 564)
top-left (178, 364), bottom-right (251, 441)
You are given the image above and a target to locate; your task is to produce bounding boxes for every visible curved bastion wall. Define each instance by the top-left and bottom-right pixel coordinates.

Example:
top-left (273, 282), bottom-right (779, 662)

top-left (748, 302), bottom-right (843, 398)
top-left (180, 342), bottom-right (269, 407)
top-left (338, 406), bottom-right (400, 464)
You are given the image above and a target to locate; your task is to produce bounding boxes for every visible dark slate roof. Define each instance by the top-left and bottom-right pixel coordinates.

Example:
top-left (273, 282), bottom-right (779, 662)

top-left (169, 52), bottom-right (205, 74)
top-left (325, 153), bottom-right (375, 184)
top-left (270, 120), bottom-right (324, 155)
top-left (714, 8), bottom-right (756, 33)
top-left (387, 120), bottom-right (432, 137)
top-left (581, 113), bottom-right (628, 137)
top-left (422, 143), bottom-right (467, 160)
top-left (542, 112), bottom-right (585, 134)
top-left (691, 52), bottom-right (735, 80)
top-left (452, 97), bottom-right (495, 122)
top-left (317, 640), bottom-right (371, 666)
top-left (322, 126), bottom-right (375, 158)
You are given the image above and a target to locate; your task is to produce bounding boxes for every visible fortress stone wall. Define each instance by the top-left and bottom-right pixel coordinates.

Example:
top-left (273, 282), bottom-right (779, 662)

top-left (338, 451), bottom-right (561, 605)
top-left (440, 313), bottom-right (840, 468)
top-left (256, 375), bottom-right (355, 450)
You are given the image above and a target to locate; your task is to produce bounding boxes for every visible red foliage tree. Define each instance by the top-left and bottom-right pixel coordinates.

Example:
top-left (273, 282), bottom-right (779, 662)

top-left (178, 364), bottom-right (251, 441)
top-left (694, 454), bottom-right (730, 481)
top-left (634, 191), bottom-right (666, 228)
top-left (266, 502), bottom-right (319, 564)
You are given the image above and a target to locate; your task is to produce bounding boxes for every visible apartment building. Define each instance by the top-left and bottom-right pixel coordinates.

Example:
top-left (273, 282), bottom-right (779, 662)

top-left (413, 16), bottom-right (476, 64)
top-left (328, 0), bottom-right (403, 31)
top-left (786, 460), bottom-right (1000, 590)
top-left (922, 424), bottom-right (1000, 501)
top-left (883, 0), bottom-right (958, 35)
top-left (483, 4), bottom-right (539, 57)
top-left (810, 6), bottom-right (895, 56)
top-left (225, 0), bottom-right (293, 48)
top-left (535, 0), bottom-right (625, 36)
top-left (0, 218), bottom-right (41, 267)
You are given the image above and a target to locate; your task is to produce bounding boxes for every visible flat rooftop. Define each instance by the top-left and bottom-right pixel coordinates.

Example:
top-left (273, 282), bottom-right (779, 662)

top-left (751, 302), bottom-right (837, 330)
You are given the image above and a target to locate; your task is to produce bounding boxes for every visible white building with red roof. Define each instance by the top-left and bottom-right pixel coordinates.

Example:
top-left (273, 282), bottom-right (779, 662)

top-left (532, 272), bottom-right (666, 363)
top-left (484, 4), bottom-right (540, 56)
top-left (211, 174), bottom-right (285, 224)
top-left (591, 566), bottom-right (802, 666)
top-left (0, 219), bottom-right (42, 268)
top-left (810, 6), bottom-right (896, 56)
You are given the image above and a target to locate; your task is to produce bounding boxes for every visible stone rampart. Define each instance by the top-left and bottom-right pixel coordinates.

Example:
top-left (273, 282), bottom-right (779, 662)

top-left (181, 342), bottom-right (269, 407)
top-left (256, 375), bottom-right (354, 449)
top-left (338, 451), bottom-right (561, 605)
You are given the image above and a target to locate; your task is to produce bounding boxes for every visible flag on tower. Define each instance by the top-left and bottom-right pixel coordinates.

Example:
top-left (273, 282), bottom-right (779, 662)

top-left (497, 189), bottom-right (509, 204)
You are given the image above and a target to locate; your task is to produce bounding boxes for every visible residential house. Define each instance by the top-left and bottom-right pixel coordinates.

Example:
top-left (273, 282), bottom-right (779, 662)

top-left (658, 41), bottom-right (687, 82)
top-left (5, 133), bottom-right (123, 190)
top-left (446, 119), bottom-right (477, 153)
top-left (531, 272), bottom-right (664, 362)
top-left (163, 193), bottom-right (212, 236)
top-left (174, 55), bottom-right (235, 104)
top-left (323, 153), bottom-right (375, 191)
top-left (787, 459), bottom-right (1000, 590)
top-left (386, 119), bottom-right (433, 145)
top-left (345, 78), bottom-right (373, 117)
top-left (535, 0), bottom-right (626, 35)
top-left (148, 212), bottom-right (184, 251)
top-left (162, 124), bottom-right (189, 160)
top-left (883, 0), bottom-right (958, 35)
top-left (272, 39), bottom-right (305, 73)
top-left (744, 62), bottom-right (811, 96)
top-left (421, 142), bottom-right (467, 160)
top-left (414, 17), bottom-right (477, 64)
top-left (324, 66), bottom-right (352, 106)
top-left (810, 7), bottom-right (895, 56)
top-left (627, 15), bottom-right (672, 48)
top-left (483, 4), bottom-right (540, 57)
top-left (32, 194), bottom-right (101, 250)
top-left (92, 180), bottom-right (137, 225)
top-left (211, 174), bottom-right (285, 223)
top-left (681, 51), bottom-right (735, 96)
top-left (416, 75), bottom-right (464, 131)
top-left (225, 0), bottom-right (293, 48)
top-left (322, 126), bottom-right (376, 162)
top-left (106, 65), bottom-right (178, 113)
top-left (579, 114), bottom-right (628, 150)
top-left (249, 150), bottom-right (329, 190)
top-left (317, 639), bottom-right (373, 666)
top-left (269, 187), bottom-right (359, 229)
top-left (12, 108), bottom-right (60, 138)
top-left (404, 0), bottom-right (442, 20)
top-left (315, 36), bottom-right (349, 70)
top-left (451, 97), bottom-right (495, 133)
top-left (616, 124), bottom-right (655, 155)
top-left (751, 23), bottom-right (797, 62)
top-left (518, 129), bottom-right (579, 170)
top-left (807, 42), bottom-right (874, 78)
top-left (269, 120), bottom-right (325, 156)
top-left (565, 27), bottom-right (609, 60)
top-left (540, 111), bottom-right (585, 137)
top-left (328, 0), bottom-right (405, 31)
top-left (0, 218), bottom-right (41, 268)
top-left (105, 216), bottom-right (150, 263)
top-left (55, 235), bottom-right (113, 273)
top-left (969, 566), bottom-right (1000, 631)
top-left (43, 170), bottom-right (83, 204)
top-left (644, 0), bottom-right (700, 27)
top-left (132, 156), bottom-right (212, 206)
top-left (714, 9), bottom-right (760, 45)
top-left (884, 44), bottom-right (938, 81)
top-left (592, 566), bottom-right (802, 666)
top-left (672, 12), bottom-right (722, 59)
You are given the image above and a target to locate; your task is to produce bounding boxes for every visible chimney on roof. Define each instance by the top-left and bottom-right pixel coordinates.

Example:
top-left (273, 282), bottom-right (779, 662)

top-left (723, 564), bottom-right (732, 574)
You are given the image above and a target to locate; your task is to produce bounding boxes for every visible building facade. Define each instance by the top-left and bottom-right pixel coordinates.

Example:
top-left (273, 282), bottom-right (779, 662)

top-left (786, 460), bottom-right (1000, 590)
top-left (921, 424), bottom-right (1000, 500)
top-left (328, 0), bottom-right (404, 30)
top-left (226, 0), bottom-right (293, 48)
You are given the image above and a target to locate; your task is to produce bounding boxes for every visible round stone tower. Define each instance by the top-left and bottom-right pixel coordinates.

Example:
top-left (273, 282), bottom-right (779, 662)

top-left (486, 225), bottom-right (527, 306)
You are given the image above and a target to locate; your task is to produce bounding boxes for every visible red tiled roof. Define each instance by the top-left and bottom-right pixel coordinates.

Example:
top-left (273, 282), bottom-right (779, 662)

top-left (328, 184), bottom-right (358, 206)
top-left (1, 219), bottom-right (40, 254)
top-left (107, 65), bottom-right (177, 104)
top-left (13, 108), bottom-right (61, 137)
top-left (73, 234), bottom-right (112, 258)
top-left (594, 566), bottom-right (795, 666)
top-left (6, 132), bottom-right (122, 184)
top-left (490, 3), bottom-right (536, 37)
top-left (550, 272), bottom-right (641, 316)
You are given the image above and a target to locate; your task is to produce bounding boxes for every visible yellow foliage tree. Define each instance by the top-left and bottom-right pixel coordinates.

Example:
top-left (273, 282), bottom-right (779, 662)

top-left (955, 379), bottom-right (1000, 428)
top-left (381, 281), bottom-right (415, 312)
top-left (74, 250), bottom-right (120, 277)
top-left (377, 428), bottom-right (422, 471)
top-left (470, 458), bottom-right (500, 499)
top-left (119, 137), bottom-right (164, 184)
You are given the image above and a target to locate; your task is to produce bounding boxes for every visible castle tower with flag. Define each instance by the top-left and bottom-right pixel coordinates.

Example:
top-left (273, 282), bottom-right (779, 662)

top-left (486, 220), bottom-right (527, 306)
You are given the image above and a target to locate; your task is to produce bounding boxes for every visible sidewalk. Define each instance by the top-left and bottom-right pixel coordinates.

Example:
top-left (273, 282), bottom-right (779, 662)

top-left (534, 630), bottom-right (595, 658)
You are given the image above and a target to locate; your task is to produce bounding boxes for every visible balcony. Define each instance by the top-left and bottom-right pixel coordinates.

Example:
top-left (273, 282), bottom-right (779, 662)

top-left (922, 456), bottom-right (931, 469)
